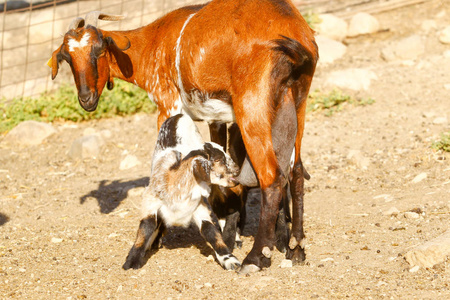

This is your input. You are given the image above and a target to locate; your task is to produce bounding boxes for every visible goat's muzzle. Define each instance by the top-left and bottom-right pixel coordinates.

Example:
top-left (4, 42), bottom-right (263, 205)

top-left (78, 90), bottom-right (99, 112)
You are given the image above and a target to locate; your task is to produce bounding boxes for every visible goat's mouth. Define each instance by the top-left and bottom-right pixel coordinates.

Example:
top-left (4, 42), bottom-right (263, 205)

top-left (78, 95), bottom-right (99, 112)
top-left (228, 177), bottom-right (239, 187)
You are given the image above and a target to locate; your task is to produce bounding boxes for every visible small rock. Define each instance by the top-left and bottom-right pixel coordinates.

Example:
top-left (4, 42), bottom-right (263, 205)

top-left (279, 259), bottom-right (293, 268)
top-left (316, 14), bottom-right (348, 41)
top-left (432, 117), bottom-right (448, 125)
top-left (19, 268), bottom-right (26, 273)
top-left (315, 36), bottom-right (347, 65)
top-left (83, 127), bottom-right (97, 136)
top-left (409, 265), bottom-right (420, 273)
top-left (405, 230), bottom-right (450, 268)
top-left (438, 26), bottom-right (450, 44)
top-left (51, 237), bottom-right (63, 243)
top-left (347, 149), bottom-right (370, 169)
top-left (68, 135), bottom-right (105, 159)
top-left (204, 282), bottom-right (213, 288)
top-left (404, 212), bottom-right (420, 219)
top-left (421, 20), bottom-right (437, 32)
top-left (383, 207), bottom-right (400, 216)
top-left (119, 154), bottom-right (141, 170)
top-left (325, 68), bottom-right (377, 91)
top-left (422, 111), bottom-right (436, 118)
top-left (2, 121), bottom-right (56, 146)
top-left (411, 172), bottom-right (427, 184)
top-left (381, 35), bottom-right (425, 61)
top-left (206, 255), bottom-right (214, 262)
top-left (347, 12), bottom-right (380, 37)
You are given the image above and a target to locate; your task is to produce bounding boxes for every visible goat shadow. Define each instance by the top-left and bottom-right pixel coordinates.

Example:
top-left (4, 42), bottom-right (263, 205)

top-left (79, 177), bottom-right (149, 214)
top-left (0, 212), bottom-right (10, 226)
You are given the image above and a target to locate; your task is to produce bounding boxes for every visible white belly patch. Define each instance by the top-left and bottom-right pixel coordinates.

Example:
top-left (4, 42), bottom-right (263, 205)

top-left (182, 91), bottom-right (235, 123)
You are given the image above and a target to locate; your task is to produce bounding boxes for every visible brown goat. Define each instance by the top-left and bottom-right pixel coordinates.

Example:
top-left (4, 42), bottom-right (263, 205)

top-left (50, 0), bottom-right (318, 273)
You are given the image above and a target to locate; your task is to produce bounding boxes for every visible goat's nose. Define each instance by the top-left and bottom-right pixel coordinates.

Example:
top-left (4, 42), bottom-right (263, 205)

top-left (78, 87), bottom-right (93, 103)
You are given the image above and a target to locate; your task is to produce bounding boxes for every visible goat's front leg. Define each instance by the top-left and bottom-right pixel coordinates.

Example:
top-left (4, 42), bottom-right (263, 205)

top-left (123, 215), bottom-right (162, 270)
top-left (194, 197), bottom-right (241, 270)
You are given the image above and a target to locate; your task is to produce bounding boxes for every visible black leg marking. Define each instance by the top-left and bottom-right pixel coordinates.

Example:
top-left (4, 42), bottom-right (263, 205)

top-left (222, 211), bottom-right (240, 251)
top-left (286, 162), bottom-right (306, 264)
top-left (123, 215), bottom-right (161, 270)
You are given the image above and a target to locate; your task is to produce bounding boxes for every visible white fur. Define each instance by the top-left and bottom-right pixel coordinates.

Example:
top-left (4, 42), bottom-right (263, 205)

top-left (182, 92), bottom-right (235, 123)
top-left (67, 32), bottom-right (91, 52)
top-left (175, 13), bottom-right (196, 101)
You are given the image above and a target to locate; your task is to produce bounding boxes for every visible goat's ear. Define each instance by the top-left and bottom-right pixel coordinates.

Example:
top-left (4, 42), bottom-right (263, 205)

top-left (193, 158), bottom-right (211, 184)
top-left (102, 31), bottom-right (133, 78)
top-left (50, 44), bottom-right (63, 80)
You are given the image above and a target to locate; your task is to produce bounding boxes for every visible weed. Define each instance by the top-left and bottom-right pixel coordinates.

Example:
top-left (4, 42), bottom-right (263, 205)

top-left (0, 79), bottom-right (156, 133)
top-left (432, 132), bottom-right (450, 152)
top-left (307, 89), bottom-right (375, 117)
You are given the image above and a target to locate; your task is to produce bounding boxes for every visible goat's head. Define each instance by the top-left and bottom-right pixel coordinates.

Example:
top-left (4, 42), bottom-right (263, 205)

top-left (192, 143), bottom-right (240, 188)
top-left (50, 11), bottom-right (131, 112)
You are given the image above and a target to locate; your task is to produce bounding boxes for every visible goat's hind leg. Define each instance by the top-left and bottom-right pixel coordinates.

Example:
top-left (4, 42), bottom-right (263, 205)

top-left (123, 215), bottom-right (162, 270)
top-left (194, 197), bottom-right (241, 270)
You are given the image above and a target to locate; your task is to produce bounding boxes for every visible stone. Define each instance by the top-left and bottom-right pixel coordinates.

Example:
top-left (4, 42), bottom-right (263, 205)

top-left (438, 26), bottom-right (450, 44)
top-left (317, 14), bottom-right (348, 41)
top-left (404, 212), bottom-right (420, 219)
top-left (119, 154), bottom-right (141, 170)
top-left (432, 117), bottom-right (448, 125)
top-left (325, 68), bottom-right (377, 91)
top-left (381, 35), bottom-right (425, 61)
top-left (405, 230), bottom-right (450, 268)
top-left (411, 172), bottom-right (427, 184)
top-left (68, 135), bottom-right (105, 160)
top-left (347, 12), bottom-right (380, 37)
top-left (279, 259), bottom-right (293, 268)
top-left (347, 149), bottom-right (370, 170)
top-left (421, 20), bottom-right (437, 32)
top-left (383, 207), bottom-right (400, 216)
top-left (315, 35), bottom-right (347, 65)
top-left (2, 121), bottom-right (56, 146)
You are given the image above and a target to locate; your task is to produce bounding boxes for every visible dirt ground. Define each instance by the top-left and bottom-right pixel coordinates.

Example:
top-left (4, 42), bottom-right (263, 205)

top-left (1, 1), bottom-right (449, 299)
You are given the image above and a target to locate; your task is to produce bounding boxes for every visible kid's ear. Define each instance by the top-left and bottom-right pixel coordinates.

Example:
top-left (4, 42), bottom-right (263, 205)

top-left (193, 158), bottom-right (210, 184)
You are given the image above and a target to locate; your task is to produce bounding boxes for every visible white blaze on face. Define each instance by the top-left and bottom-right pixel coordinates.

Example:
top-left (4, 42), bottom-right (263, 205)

top-left (67, 32), bottom-right (91, 52)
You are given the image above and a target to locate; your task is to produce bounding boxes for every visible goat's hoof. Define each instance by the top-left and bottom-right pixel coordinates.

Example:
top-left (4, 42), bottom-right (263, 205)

top-left (122, 258), bottom-right (142, 270)
top-left (285, 245), bottom-right (306, 265)
top-left (122, 249), bottom-right (145, 270)
top-left (237, 264), bottom-right (260, 274)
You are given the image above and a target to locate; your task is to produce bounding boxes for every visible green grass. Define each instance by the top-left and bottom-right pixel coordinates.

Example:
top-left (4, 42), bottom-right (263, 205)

top-left (1, 83), bottom-right (372, 134)
top-left (302, 11), bottom-right (321, 29)
top-left (432, 132), bottom-right (450, 152)
top-left (307, 89), bottom-right (375, 116)
top-left (0, 79), bottom-right (156, 133)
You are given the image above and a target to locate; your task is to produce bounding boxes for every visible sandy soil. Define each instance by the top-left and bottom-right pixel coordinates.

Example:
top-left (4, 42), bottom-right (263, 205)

top-left (1, 1), bottom-right (449, 299)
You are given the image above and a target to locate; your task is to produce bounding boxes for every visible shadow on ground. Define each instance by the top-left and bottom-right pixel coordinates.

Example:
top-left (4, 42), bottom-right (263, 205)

top-left (0, 212), bottom-right (9, 226)
top-left (80, 177), bottom-right (149, 214)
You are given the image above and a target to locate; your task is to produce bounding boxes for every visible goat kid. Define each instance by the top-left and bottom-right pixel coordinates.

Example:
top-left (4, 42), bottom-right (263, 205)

top-left (50, 0), bottom-right (318, 273)
top-left (123, 114), bottom-right (241, 270)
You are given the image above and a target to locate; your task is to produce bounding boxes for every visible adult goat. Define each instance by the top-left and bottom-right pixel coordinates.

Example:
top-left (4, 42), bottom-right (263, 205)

top-left (50, 0), bottom-right (318, 273)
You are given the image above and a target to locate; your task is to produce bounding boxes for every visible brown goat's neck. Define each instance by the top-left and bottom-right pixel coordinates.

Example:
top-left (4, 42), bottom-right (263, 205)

top-left (105, 25), bottom-right (179, 94)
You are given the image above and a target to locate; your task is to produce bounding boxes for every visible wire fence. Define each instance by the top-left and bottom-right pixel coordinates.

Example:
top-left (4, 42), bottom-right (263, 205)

top-left (0, 0), bottom-right (204, 103)
top-left (0, 0), bottom-right (391, 103)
